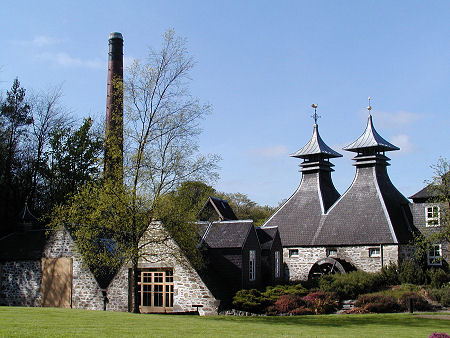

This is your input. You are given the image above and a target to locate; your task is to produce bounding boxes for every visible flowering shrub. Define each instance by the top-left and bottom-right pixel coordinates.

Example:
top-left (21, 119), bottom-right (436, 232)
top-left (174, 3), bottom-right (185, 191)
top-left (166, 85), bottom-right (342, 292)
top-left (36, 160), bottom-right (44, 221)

top-left (355, 294), bottom-right (402, 313)
top-left (301, 291), bottom-right (339, 314)
top-left (271, 294), bottom-right (305, 314)
top-left (429, 333), bottom-right (450, 338)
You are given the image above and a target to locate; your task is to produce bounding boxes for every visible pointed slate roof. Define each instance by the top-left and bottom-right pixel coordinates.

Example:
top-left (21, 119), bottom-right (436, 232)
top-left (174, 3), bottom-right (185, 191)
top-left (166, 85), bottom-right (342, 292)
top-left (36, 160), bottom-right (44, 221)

top-left (343, 115), bottom-right (399, 152)
top-left (262, 120), bottom-right (341, 246)
top-left (197, 196), bottom-right (238, 221)
top-left (291, 124), bottom-right (342, 159)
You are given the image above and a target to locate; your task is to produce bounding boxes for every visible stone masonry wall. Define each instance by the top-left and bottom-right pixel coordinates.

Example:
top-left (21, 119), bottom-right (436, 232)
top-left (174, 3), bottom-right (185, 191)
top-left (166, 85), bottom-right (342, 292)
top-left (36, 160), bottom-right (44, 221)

top-left (44, 230), bottom-right (104, 310)
top-left (137, 222), bottom-right (220, 315)
top-left (106, 265), bottom-right (129, 312)
top-left (284, 245), bottom-right (400, 281)
top-left (0, 261), bottom-right (42, 306)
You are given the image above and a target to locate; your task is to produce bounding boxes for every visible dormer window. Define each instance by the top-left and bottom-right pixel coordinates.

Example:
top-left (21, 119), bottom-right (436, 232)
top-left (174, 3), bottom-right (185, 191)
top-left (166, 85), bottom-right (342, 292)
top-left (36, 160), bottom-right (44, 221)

top-left (425, 205), bottom-right (440, 227)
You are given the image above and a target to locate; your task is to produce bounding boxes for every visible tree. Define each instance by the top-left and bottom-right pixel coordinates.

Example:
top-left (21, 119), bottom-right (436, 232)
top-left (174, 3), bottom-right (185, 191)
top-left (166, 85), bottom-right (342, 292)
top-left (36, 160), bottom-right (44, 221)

top-left (28, 84), bottom-right (72, 211)
top-left (43, 117), bottom-right (103, 211)
top-left (426, 157), bottom-right (449, 242)
top-left (0, 78), bottom-right (33, 234)
top-left (0, 78), bottom-right (32, 185)
top-left (50, 30), bottom-right (219, 313)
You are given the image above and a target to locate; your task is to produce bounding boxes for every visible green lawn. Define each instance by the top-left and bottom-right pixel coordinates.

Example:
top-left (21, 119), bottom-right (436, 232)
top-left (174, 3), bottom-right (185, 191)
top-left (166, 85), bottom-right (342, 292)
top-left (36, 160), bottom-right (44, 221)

top-left (0, 307), bottom-right (449, 337)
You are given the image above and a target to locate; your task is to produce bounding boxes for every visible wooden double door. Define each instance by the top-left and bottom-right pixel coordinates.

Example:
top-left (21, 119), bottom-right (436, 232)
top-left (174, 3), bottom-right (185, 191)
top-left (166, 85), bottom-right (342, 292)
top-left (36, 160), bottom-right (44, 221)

top-left (138, 269), bottom-right (174, 313)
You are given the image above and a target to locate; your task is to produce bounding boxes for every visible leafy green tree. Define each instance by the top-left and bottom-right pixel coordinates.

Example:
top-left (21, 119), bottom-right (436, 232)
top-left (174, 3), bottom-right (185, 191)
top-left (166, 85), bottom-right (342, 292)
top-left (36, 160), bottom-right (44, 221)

top-left (0, 78), bottom-right (32, 184)
top-left (51, 30), bottom-right (219, 313)
top-left (43, 117), bottom-right (103, 210)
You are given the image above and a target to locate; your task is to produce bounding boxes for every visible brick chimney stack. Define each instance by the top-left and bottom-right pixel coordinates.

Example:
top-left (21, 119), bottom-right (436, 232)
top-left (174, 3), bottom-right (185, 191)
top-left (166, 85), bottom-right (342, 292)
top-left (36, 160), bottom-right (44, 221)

top-left (105, 32), bottom-right (123, 181)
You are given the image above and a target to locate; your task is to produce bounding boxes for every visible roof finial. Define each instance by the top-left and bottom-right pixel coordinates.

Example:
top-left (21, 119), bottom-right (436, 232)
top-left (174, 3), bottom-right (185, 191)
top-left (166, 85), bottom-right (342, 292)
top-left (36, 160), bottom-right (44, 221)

top-left (311, 103), bottom-right (320, 124)
top-left (367, 97), bottom-right (372, 115)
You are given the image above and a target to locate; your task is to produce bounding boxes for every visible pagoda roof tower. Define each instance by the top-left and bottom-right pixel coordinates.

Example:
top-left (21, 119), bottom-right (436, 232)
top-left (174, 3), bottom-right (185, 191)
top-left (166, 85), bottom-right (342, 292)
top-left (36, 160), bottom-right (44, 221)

top-left (263, 105), bottom-right (342, 246)
top-left (313, 100), bottom-right (415, 246)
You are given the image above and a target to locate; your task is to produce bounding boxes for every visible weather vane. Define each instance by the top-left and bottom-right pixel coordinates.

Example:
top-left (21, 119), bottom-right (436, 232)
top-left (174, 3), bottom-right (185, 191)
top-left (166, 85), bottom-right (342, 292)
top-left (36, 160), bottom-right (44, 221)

top-left (367, 97), bottom-right (372, 115)
top-left (311, 104), bottom-right (321, 124)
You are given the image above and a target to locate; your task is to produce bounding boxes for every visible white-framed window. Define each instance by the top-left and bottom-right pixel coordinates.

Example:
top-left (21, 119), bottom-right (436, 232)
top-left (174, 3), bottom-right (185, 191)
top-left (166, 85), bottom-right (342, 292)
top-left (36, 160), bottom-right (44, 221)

top-left (428, 244), bottom-right (442, 266)
top-left (274, 251), bottom-right (281, 278)
top-left (249, 250), bottom-right (256, 281)
top-left (369, 248), bottom-right (381, 258)
top-left (425, 205), bottom-right (440, 227)
top-left (326, 248), bottom-right (337, 257)
top-left (289, 249), bottom-right (299, 258)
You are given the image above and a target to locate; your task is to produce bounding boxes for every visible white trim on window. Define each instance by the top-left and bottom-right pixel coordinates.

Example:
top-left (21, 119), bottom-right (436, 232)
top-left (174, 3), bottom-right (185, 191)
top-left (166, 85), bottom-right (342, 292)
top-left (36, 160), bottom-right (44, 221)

top-left (326, 248), bottom-right (337, 257)
top-left (249, 250), bottom-right (256, 281)
top-left (425, 205), bottom-right (440, 227)
top-left (274, 251), bottom-right (281, 278)
top-left (288, 249), bottom-right (299, 258)
top-left (369, 248), bottom-right (381, 258)
top-left (428, 244), bottom-right (442, 266)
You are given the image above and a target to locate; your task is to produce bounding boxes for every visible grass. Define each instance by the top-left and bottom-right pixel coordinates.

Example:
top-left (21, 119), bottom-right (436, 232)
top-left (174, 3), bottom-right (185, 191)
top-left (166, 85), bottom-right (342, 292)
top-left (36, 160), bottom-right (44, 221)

top-left (0, 306), bottom-right (449, 337)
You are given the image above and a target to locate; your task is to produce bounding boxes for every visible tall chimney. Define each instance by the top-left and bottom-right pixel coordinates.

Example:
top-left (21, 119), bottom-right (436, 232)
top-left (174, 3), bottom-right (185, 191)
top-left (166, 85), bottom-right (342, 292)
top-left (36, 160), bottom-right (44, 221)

top-left (105, 32), bottom-right (124, 181)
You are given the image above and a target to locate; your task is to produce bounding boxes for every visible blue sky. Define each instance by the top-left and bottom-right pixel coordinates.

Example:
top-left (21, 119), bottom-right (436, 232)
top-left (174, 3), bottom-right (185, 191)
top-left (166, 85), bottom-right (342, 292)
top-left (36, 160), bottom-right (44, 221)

top-left (1, 1), bottom-right (449, 206)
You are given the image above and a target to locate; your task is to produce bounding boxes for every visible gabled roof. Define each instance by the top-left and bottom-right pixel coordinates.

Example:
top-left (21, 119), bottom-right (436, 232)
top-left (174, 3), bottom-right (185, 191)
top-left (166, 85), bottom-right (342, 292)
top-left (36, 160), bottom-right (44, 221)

top-left (409, 172), bottom-right (449, 201)
top-left (0, 230), bottom-right (47, 261)
top-left (409, 184), bottom-right (440, 201)
top-left (343, 115), bottom-right (399, 152)
top-left (256, 227), bottom-right (277, 250)
top-left (198, 196), bottom-right (237, 221)
top-left (201, 220), bottom-right (253, 249)
top-left (291, 124), bottom-right (342, 159)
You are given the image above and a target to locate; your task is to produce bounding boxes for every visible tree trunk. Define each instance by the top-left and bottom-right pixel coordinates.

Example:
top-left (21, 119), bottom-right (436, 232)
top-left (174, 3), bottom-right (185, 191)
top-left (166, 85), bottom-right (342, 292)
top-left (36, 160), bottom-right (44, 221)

top-left (132, 260), bottom-right (140, 313)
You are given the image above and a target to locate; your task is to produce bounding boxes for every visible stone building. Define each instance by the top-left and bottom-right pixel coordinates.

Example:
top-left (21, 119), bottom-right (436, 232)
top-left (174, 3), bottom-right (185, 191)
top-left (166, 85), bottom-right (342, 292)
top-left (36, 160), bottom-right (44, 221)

top-left (410, 180), bottom-right (449, 267)
top-left (0, 199), bottom-right (282, 314)
top-left (262, 108), bottom-right (417, 281)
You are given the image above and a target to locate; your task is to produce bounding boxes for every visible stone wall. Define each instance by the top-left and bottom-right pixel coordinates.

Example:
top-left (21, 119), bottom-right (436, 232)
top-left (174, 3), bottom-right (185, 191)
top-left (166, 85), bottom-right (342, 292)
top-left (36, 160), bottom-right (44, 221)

top-left (44, 229), bottom-right (104, 310)
top-left (106, 265), bottom-right (129, 312)
top-left (284, 245), bottom-right (400, 281)
top-left (410, 201), bottom-right (449, 263)
top-left (0, 261), bottom-right (42, 306)
top-left (137, 222), bottom-right (220, 315)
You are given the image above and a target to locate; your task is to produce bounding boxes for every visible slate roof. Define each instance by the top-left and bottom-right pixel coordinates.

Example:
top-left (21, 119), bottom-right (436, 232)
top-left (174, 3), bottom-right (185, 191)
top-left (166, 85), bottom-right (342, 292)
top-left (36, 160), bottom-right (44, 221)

top-left (344, 115), bottom-right (399, 152)
top-left (409, 184), bottom-right (440, 201)
top-left (201, 220), bottom-right (253, 249)
top-left (264, 114), bottom-right (415, 247)
top-left (409, 172), bottom-right (449, 201)
top-left (262, 170), bottom-right (340, 246)
top-left (291, 124), bottom-right (342, 159)
top-left (256, 227), bottom-right (277, 250)
top-left (0, 230), bottom-right (48, 261)
top-left (198, 196), bottom-right (238, 221)
top-left (314, 166), bottom-right (415, 245)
